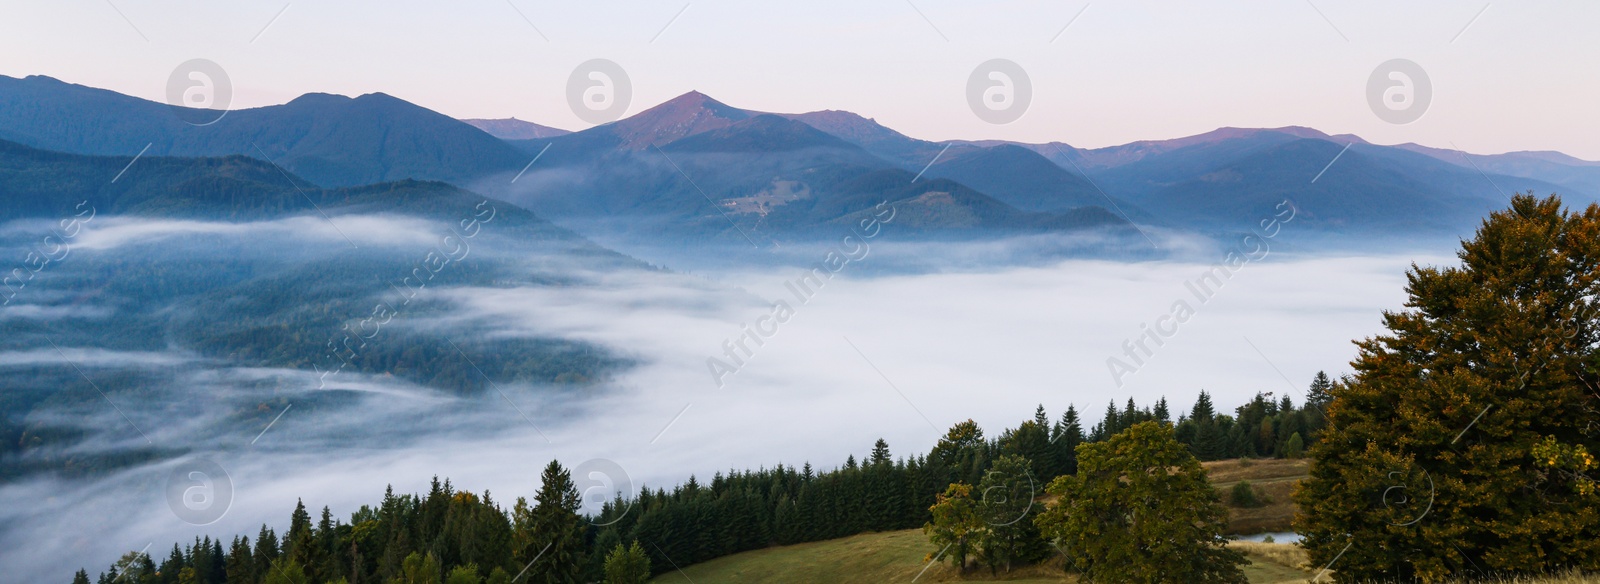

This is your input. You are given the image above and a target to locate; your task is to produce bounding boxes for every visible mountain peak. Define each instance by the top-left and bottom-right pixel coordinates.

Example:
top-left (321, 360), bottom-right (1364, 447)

top-left (670, 89), bottom-right (710, 100)
top-left (605, 90), bottom-right (752, 149)
top-left (285, 92), bottom-right (354, 106)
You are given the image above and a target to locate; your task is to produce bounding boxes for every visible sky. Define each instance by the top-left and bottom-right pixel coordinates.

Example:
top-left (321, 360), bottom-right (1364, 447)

top-left (2, 1), bottom-right (1598, 158)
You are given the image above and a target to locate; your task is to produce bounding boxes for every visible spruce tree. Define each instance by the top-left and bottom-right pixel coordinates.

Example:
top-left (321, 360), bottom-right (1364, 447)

top-left (254, 525), bottom-right (280, 580)
top-left (1191, 390), bottom-right (1216, 422)
top-left (160, 544), bottom-right (184, 584)
top-left (1053, 406), bottom-right (1084, 476)
top-left (870, 439), bottom-right (892, 466)
top-left (286, 499), bottom-right (315, 572)
top-left (315, 506), bottom-right (338, 581)
top-left (521, 460), bottom-right (584, 584)
top-left (1191, 420), bottom-right (1228, 461)
top-left (1306, 370), bottom-right (1333, 411)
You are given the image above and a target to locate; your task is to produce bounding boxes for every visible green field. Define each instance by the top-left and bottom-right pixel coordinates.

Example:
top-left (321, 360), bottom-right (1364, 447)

top-left (646, 528), bottom-right (1314, 583)
top-left (646, 458), bottom-right (1597, 583)
top-left (647, 457), bottom-right (1315, 583)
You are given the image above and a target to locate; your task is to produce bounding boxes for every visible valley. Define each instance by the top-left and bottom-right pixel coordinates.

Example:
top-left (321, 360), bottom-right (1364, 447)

top-left (2, 26), bottom-right (1598, 581)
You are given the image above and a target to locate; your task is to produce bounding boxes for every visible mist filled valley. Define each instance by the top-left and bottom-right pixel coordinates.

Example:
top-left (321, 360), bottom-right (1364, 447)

top-left (6, 6), bottom-right (1600, 580)
top-left (0, 201), bottom-right (1438, 581)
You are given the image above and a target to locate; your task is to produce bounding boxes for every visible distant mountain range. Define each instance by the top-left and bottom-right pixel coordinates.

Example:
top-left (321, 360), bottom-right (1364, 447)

top-left (2, 74), bottom-right (1594, 246)
top-left (0, 75), bottom-right (527, 188)
top-left (462, 118), bottom-right (570, 140)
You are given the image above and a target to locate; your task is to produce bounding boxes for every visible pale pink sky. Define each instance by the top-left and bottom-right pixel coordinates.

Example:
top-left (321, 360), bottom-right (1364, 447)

top-left (2, 0), bottom-right (1597, 157)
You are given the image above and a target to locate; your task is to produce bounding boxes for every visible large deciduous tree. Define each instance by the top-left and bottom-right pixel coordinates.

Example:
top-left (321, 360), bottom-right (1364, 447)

top-left (1036, 421), bottom-right (1246, 584)
top-left (976, 454), bottom-right (1048, 573)
top-left (1296, 194), bottom-right (1600, 582)
top-left (923, 482), bottom-right (982, 573)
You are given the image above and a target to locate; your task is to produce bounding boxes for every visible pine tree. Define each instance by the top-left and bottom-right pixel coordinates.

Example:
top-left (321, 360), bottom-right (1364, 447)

top-left (1153, 397), bottom-right (1171, 424)
top-left (1296, 195), bottom-right (1600, 582)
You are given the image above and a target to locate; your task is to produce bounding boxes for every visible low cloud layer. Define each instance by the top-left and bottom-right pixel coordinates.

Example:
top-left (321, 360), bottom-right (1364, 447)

top-left (4, 214), bottom-right (444, 252)
top-left (0, 233), bottom-right (1448, 580)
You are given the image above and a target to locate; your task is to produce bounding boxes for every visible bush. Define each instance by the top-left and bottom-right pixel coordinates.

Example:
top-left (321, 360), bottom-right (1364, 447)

top-left (603, 541), bottom-right (651, 584)
top-left (1282, 433), bottom-right (1304, 459)
top-left (1229, 481), bottom-right (1266, 508)
top-left (445, 564), bottom-right (481, 584)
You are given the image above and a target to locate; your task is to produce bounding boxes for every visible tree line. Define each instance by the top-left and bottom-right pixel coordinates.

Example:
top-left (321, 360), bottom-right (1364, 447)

top-left (73, 384), bottom-right (1330, 584)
